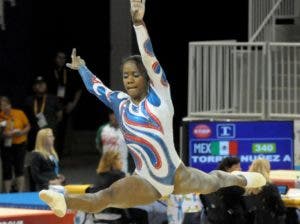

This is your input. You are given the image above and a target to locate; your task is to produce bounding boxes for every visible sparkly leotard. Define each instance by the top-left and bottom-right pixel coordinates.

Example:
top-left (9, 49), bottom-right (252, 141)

top-left (78, 25), bottom-right (181, 196)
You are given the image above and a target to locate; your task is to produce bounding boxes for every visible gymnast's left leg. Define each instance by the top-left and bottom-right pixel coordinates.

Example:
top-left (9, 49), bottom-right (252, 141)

top-left (39, 175), bottom-right (161, 217)
top-left (172, 163), bottom-right (266, 195)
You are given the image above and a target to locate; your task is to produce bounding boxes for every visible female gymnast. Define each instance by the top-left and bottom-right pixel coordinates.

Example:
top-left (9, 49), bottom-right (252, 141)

top-left (39, 0), bottom-right (266, 217)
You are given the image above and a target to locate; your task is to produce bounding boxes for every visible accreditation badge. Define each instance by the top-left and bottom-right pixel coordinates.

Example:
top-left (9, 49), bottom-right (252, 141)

top-left (4, 137), bottom-right (12, 147)
top-left (36, 112), bottom-right (48, 128)
top-left (57, 85), bottom-right (66, 98)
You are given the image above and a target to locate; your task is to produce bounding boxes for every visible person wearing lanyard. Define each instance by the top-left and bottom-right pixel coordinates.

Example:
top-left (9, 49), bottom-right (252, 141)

top-left (46, 51), bottom-right (82, 157)
top-left (0, 96), bottom-right (30, 193)
top-left (24, 76), bottom-right (63, 152)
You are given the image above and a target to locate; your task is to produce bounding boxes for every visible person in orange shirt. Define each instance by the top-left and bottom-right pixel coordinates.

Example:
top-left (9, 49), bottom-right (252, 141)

top-left (0, 96), bottom-right (31, 192)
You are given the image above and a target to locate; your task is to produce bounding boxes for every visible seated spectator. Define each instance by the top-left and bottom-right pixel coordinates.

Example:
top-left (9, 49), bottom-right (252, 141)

top-left (87, 150), bottom-right (155, 224)
top-left (167, 193), bottom-right (201, 224)
top-left (30, 128), bottom-right (65, 191)
top-left (244, 159), bottom-right (286, 224)
top-left (85, 150), bottom-right (128, 223)
top-left (87, 149), bottom-right (125, 193)
top-left (200, 157), bottom-right (246, 224)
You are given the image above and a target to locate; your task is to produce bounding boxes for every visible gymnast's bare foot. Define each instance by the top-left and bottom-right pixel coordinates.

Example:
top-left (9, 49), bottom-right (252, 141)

top-left (231, 171), bottom-right (266, 188)
top-left (39, 190), bottom-right (66, 217)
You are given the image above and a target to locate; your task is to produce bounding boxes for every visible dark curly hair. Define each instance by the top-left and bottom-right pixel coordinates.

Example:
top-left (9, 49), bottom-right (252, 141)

top-left (217, 157), bottom-right (240, 171)
top-left (120, 55), bottom-right (149, 81)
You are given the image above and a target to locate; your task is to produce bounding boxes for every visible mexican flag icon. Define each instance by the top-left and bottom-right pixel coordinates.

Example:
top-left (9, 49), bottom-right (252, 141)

top-left (211, 141), bottom-right (238, 156)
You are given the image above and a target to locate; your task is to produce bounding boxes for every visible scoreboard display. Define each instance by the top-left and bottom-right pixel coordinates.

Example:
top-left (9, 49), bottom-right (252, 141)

top-left (188, 121), bottom-right (294, 172)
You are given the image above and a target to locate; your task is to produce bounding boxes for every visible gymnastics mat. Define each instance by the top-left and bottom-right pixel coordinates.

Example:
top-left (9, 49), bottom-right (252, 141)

top-left (0, 207), bottom-right (74, 224)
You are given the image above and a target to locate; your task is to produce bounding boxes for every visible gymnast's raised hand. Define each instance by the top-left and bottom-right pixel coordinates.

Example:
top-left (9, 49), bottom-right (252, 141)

top-left (66, 48), bottom-right (85, 70)
top-left (130, 0), bottom-right (145, 24)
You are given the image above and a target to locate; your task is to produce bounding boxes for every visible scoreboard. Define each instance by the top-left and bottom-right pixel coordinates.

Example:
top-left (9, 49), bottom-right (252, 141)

top-left (188, 121), bottom-right (294, 172)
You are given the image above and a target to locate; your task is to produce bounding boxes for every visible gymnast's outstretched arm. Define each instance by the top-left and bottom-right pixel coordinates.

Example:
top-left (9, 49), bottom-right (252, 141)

top-left (131, 0), bottom-right (172, 101)
top-left (66, 49), bottom-right (120, 110)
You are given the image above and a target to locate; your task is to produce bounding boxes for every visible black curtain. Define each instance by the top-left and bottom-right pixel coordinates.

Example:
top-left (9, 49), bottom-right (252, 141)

top-left (0, 0), bottom-right (247, 133)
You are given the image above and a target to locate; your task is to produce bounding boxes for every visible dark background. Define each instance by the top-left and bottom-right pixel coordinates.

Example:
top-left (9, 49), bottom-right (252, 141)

top-left (0, 0), bottom-right (248, 147)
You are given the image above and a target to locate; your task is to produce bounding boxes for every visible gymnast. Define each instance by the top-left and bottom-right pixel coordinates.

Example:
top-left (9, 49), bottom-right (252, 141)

top-left (39, 0), bottom-right (266, 217)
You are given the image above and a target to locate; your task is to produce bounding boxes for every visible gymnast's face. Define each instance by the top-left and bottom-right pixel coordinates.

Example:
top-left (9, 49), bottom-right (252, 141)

top-left (122, 60), bottom-right (148, 104)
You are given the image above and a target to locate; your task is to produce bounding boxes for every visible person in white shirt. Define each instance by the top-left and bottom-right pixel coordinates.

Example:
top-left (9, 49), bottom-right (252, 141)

top-left (95, 111), bottom-right (128, 173)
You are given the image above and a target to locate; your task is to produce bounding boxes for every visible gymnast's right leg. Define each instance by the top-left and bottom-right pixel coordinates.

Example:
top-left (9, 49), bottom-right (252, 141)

top-left (173, 163), bottom-right (266, 195)
top-left (39, 175), bottom-right (161, 217)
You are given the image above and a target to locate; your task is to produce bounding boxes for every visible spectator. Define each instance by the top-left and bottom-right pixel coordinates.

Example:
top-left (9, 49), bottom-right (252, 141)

top-left (46, 51), bottom-right (82, 157)
top-left (0, 96), bottom-right (4, 142)
top-left (167, 193), bottom-right (202, 224)
top-left (87, 149), bottom-right (125, 193)
top-left (95, 111), bottom-right (129, 173)
top-left (244, 159), bottom-right (286, 224)
top-left (0, 96), bottom-right (30, 192)
top-left (86, 150), bottom-right (128, 223)
top-left (217, 157), bottom-right (242, 172)
top-left (30, 128), bottom-right (65, 191)
top-left (0, 96), bottom-right (4, 192)
top-left (25, 76), bottom-right (63, 151)
top-left (200, 157), bottom-right (246, 224)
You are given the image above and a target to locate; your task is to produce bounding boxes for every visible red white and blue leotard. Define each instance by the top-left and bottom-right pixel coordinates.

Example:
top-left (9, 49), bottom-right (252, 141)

top-left (78, 25), bottom-right (181, 196)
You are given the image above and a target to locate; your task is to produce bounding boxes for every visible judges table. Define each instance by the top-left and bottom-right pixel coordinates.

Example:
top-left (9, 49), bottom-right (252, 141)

top-left (64, 184), bottom-right (90, 194)
top-left (270, 170), bottom-right (300, 189)
top-left (270, 170), bottom-right (300, 208)
top-left (281, 195), bottom-right (300, 208)
top-left (0, 192), bottom-right (75, 224)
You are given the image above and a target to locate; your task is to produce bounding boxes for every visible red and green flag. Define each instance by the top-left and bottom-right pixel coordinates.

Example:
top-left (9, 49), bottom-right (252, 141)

top-left (211, 141), bottom-right (238, 156)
